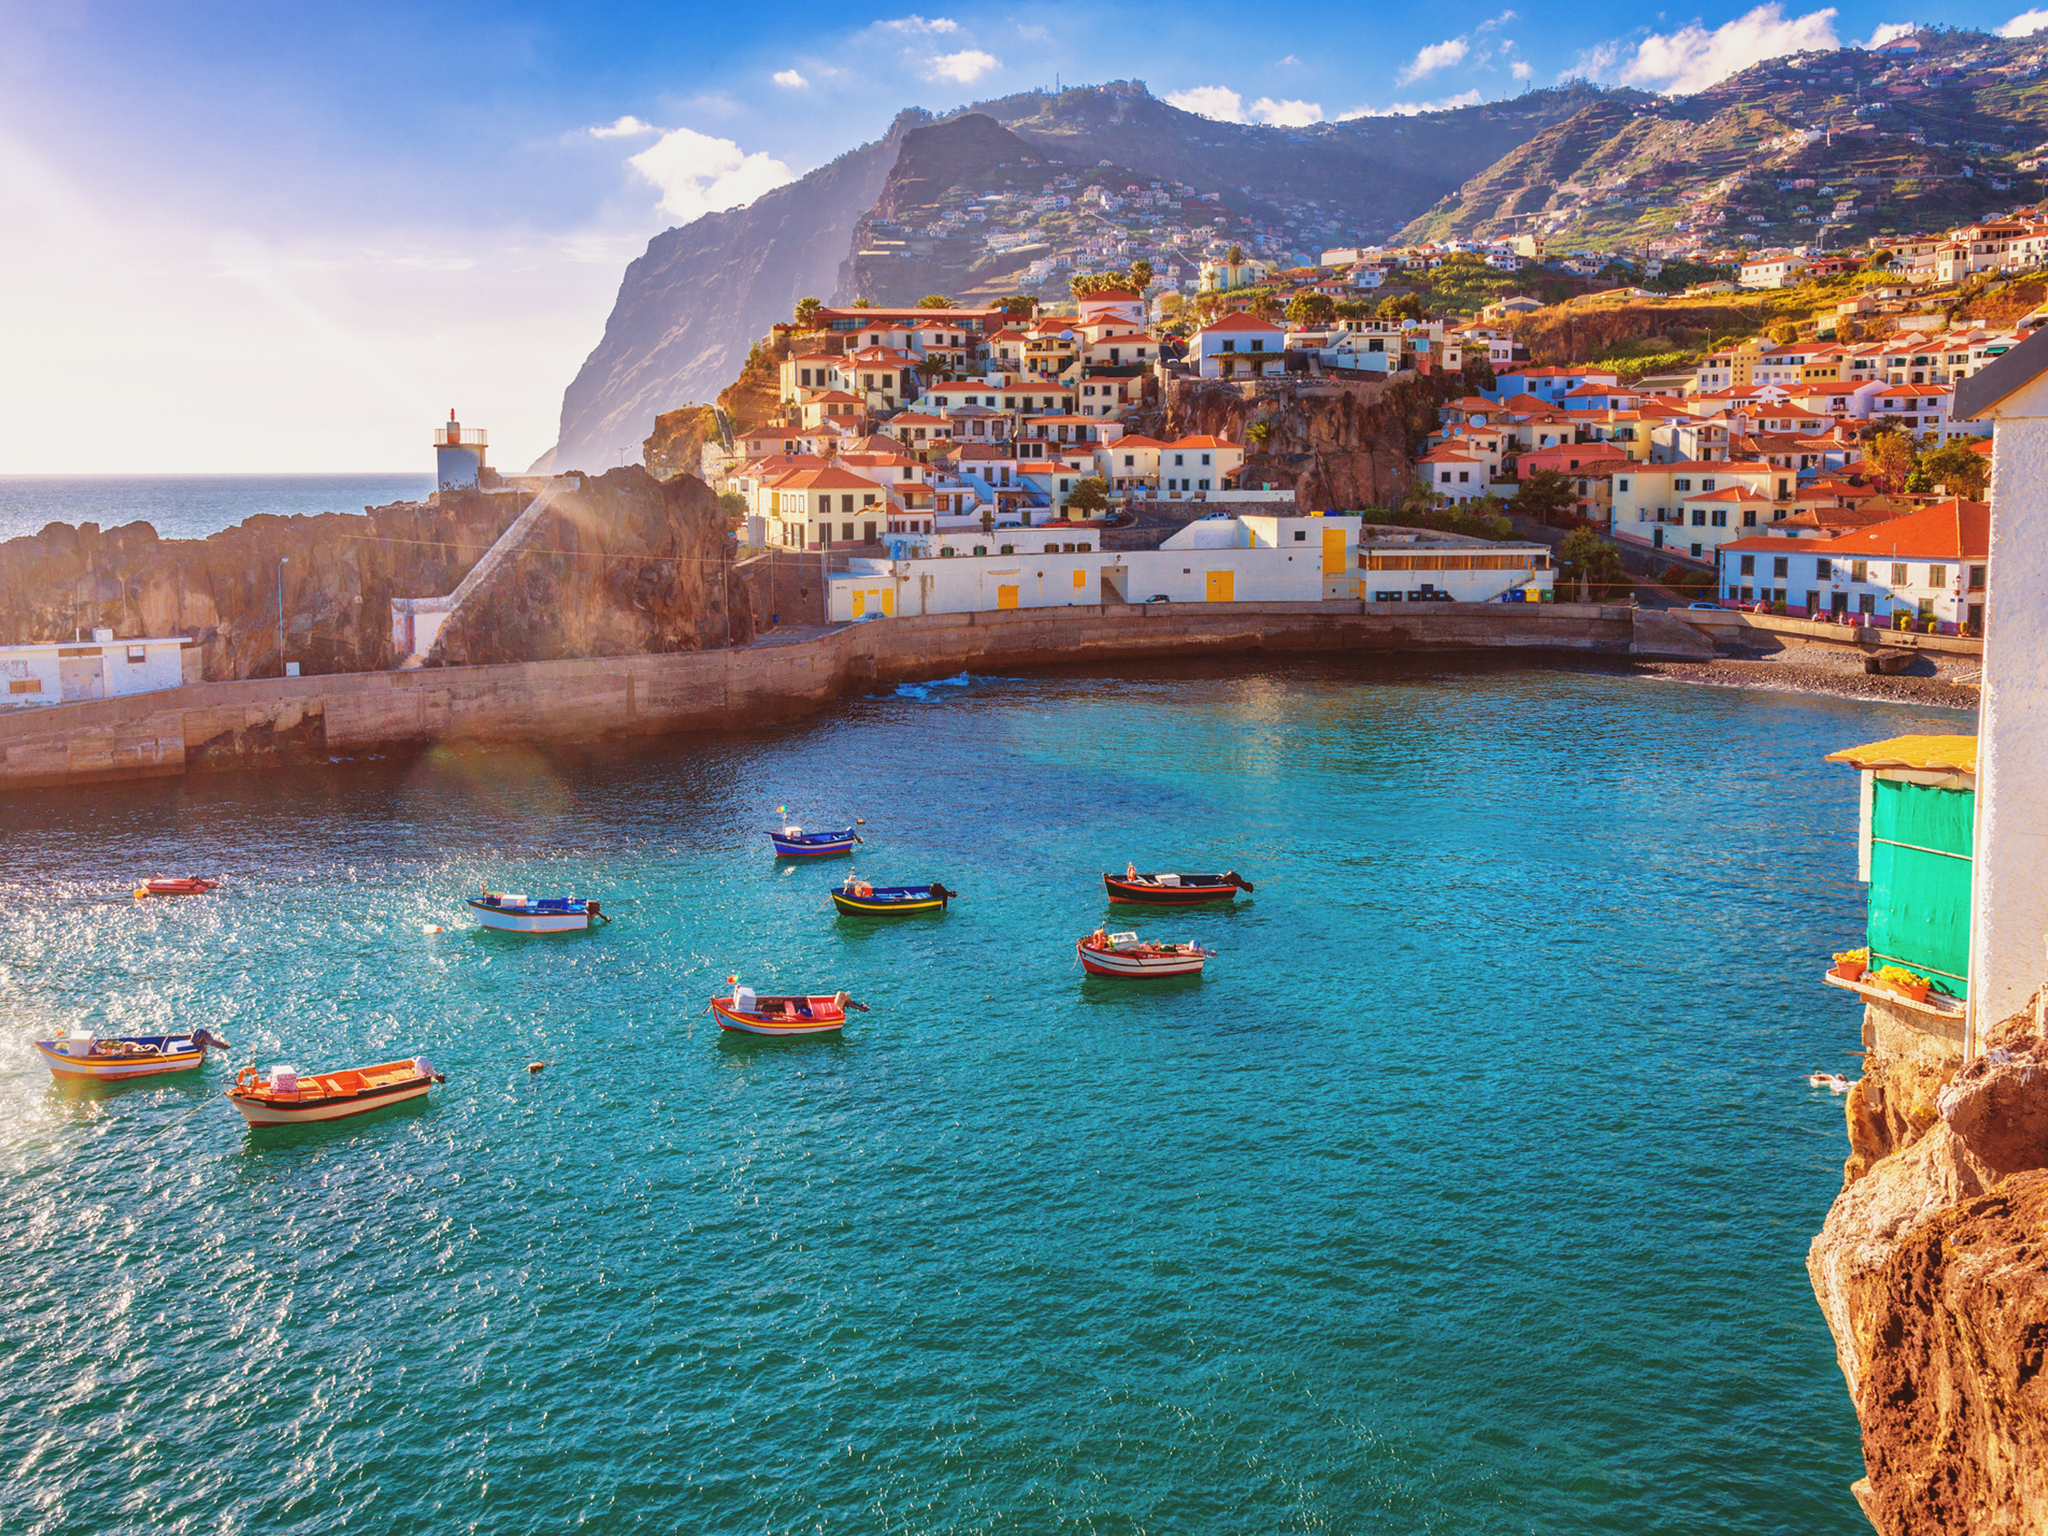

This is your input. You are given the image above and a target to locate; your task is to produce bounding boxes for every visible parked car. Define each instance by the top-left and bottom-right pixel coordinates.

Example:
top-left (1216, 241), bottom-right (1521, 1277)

top-left (1688, 602), bottom-right (1723, 610)
top-left (1144, 594), bottom-right (1171, 603)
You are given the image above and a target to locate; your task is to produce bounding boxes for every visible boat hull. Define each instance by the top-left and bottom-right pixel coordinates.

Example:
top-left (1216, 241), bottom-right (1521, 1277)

top-left (1076, 941), bottom-right (1210, 978)
top-left (136, 879), bottom-right (217, 898)
top-left (1102, 875), bottom-right (1242, 906)
top-left (36, 1039), bottom-right (207, 1081)
top-left (229, 1079), bottom-right (435, 1125)
top-left (770, 831), bottom-right (859, 858)
top-left (710, 996), bottom-right (846, 1037)
top-left (831, 888), bottom-right (947, 916)
top-left (466, 899), bottom-right (591, 933)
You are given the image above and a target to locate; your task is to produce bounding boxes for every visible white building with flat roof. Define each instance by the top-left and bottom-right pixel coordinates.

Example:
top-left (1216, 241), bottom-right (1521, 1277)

top-left (0, 631), bottom-right (198, 706)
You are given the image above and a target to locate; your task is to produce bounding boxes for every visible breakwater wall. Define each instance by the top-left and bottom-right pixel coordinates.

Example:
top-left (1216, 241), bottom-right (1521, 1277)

top-left (0, 600), bottom-right (1634, 790)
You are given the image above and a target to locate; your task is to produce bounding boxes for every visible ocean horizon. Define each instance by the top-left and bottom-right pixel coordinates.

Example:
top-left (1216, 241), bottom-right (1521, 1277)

top-left (0, 473), bottom-right (436, 546)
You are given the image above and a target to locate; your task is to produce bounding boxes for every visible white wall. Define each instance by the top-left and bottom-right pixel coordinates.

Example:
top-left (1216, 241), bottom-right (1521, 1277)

top-left (828, 549), bottom-right (1110, 622)
top-left (0, 639), bottom-right (188, 707)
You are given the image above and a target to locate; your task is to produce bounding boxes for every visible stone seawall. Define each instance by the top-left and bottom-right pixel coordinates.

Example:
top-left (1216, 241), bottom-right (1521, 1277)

top-left (0, 601), bottom-right (1633, 790)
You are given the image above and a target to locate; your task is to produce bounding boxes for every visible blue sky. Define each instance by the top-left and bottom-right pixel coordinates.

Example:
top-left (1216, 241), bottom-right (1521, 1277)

top-left (1, 0), bottom-right (2041, 473)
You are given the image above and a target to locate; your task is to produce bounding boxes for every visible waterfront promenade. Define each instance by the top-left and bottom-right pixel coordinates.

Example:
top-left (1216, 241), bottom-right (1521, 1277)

top-left (0, 600), bottom-right (1642, 790)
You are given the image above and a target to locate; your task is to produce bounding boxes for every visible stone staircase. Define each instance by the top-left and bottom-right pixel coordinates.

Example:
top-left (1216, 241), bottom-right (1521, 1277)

top-left (392, 478), bottom-right (572, 668)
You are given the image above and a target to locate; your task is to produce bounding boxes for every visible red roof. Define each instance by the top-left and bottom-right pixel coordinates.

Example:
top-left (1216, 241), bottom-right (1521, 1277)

top-left (1200, 313), bottom-right (1285, 334)
top-left (1811, 499), bottom-right (1988, 559)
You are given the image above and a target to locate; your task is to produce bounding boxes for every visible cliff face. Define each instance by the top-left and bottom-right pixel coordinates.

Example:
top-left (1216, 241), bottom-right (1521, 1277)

top-left (537, 113), bottom-right (923, 473)
top-left (0, 470), bottom-right (744, 680)
top-left (425, 468), bottom-right (749, 666)
top-left (1809, 1000), bottom-right (2048, 1533)
top-left (1161, 371), bottom-right (1472, 511)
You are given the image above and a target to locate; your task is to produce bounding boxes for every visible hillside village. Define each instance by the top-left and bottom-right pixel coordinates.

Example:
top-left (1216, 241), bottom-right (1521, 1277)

top-left (673, 25), bottom-right (2048, 634)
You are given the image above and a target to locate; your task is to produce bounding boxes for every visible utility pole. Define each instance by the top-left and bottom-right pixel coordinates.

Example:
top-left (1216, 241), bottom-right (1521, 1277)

top-left (277, 558), bottom-right (288, 676)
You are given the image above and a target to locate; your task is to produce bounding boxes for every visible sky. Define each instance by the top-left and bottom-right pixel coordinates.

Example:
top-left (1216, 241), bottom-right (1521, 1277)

top-left (2, 0), bottom-right (2043, 475)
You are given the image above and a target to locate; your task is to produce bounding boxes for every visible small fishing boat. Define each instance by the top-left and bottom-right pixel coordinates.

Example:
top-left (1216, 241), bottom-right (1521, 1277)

top-left (35, 1027), bottom-right (230, 1082)
top-left (1805, 1072), bottom-right (1853, 1095)
top-left (768, 824), bottom-right (863, 858)
top-left (710, 984), bottom-right (867, 1038)
top-left (228, 1057), bottom-right (444, 1127)
top-left (465, 890), bottom-right (609, 934)
top-left (1077, 929), bottom-right (1215, 978)
top-left (1102, 868), bottom-right (1254, 906)
top-left (830, 876), bottom-right (956, 916)
top-left (134, 877), bottom-right (218, 898)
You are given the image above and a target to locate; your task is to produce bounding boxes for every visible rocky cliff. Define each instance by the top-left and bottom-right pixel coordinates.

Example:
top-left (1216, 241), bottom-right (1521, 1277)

top-left (537, 112), bottom-right (924, 474)
top-left (1809, 998), bottom-right (2048, 1532)
top-left (1160, 370), bottom-right (1475, 511)
top-left (424, 468), bottom-right (748, 666)
top-left (0, 470), bottom-right (743, 680)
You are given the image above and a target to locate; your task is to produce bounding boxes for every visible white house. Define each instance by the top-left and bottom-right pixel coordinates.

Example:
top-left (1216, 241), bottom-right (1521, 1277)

top-left (0, 631), bottom-right (198, 705)
top-left (1712, 498), bottom-right (1988, 630)
top-left (1191, 313), bottom-right (1287, 379)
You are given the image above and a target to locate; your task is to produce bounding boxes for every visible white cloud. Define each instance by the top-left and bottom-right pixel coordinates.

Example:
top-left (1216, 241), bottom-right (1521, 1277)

top-left (1580, 5), bottom-right (1839, 94)
top-left (1512, 59), bottom-right (1534, 78)
top-left (772, 69), bottom-right (809, 87)
top-left (1249, 97), bottom-right (1324, 126)
top-left (589, 115), bottom-right (660, 139)
top-left (880, 14), bottom-right (959, 33)
top-left (1343, 89), bottom-right (1485, 117)
top-left (1861, 21), bottom-right (1916, 45)
top-left (1998, 9), bottom-right (2048, 36)
top-left (922, 48), bottom-right (999, 82)
top-left (627, 127), bottom-right (793, 221)
top-left (1399, 37), bottom-right (1471, 85)
top-left (1163, 85), bottom-right (1248, 122)
top-left (1277, 53), bottom-right (1302, 65)
top-left (1477, 10), bottom-right (1519, 29)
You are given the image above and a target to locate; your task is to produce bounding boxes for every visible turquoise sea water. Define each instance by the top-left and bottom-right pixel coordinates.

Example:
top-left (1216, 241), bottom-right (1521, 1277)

top-left (0, 475), bottom-right (433, 545)
top-left (0, 659), bottom-right (1964, 1534)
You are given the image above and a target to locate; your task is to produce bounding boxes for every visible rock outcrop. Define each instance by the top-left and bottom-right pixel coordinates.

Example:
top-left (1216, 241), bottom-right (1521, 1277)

top-left (0, 470), bottom-right (744, 680)
top-left (424, 468), bottom-right (749, 666)
top-left (1161, 371), bottom-right (1475, 511)
top-left (1809, 1001), bottom-right (2048, 1533)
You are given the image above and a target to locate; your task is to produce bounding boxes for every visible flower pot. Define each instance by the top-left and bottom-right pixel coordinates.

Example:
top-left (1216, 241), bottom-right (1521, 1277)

top-left (1833, 961), bottom-right (1867, 982)
top-left (1890, 978), bottom-right (1931, 1004)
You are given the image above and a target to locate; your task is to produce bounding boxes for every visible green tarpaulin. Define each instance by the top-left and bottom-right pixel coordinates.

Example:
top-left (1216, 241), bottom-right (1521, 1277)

top-left (1867, 779), bottom-right (1974, 994)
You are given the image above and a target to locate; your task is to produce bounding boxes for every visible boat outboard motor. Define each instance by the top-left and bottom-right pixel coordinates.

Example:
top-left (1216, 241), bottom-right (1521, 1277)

top-left (413, 1056), bottom-right (446, 1084)
top-left (928, 882), bottom-right (953, 901)
top-left (189, 1027), bottom-right (230, 1054)
top-left (1225, 871), bottom-right (1255, 893)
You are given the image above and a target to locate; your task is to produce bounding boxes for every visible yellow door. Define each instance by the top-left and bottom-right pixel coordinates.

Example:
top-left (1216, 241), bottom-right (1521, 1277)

top-left (1205, 569), bottom-right (1234, 602)
top-left (1322, 527), bottom-right (1346, 576)
top-left (997, 584), bottom-right (1020, 610)
top-left (879, 588), bottom-right (894, 617)
top-left (852, 589), bottom-right (865, 618)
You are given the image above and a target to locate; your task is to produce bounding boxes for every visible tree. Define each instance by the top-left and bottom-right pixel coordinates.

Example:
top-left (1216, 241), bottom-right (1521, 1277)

top-left (917, 294), bottom-right (952, 308)
top-left (1377, 292), bottom-right (1426, 321)
top-left (1557, 527), bottom-right (1626, 600)
top-left (1129, 259), bottom-right (1154, 290)
top-left (1285, 292), bottom-right (1335, 325)
top-left (995, 294), bottom-right (1036, 317)
top-left (1919, 438), bottom-right (1989, 500)
top-left (716, 489), bottom-right (748, 522)
top-left (1866, 430), bottom-right (1917, 493)
top-left (793, 296), bottom-right (823, 329)
top-left (1228, 244), bottom-right (1245, 267)
top-left (980, 506), bottom-right (995, 536)
top-left (1509, 468), bottom-right (1581, 524)
top-left (913, 356), bottom-right (950, 387)
top-left (1769, 320), bottom-right (1800, 345)
top-left (1064, 476), bottom-right (1112, 518)
top-left (1244, 421), bottom-right (1272, 447)
top-left (850, 298), bottom-right (874, 308)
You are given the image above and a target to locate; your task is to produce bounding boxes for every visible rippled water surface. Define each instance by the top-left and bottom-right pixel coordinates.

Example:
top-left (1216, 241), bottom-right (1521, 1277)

top-left (0, 474), bottom-right (432, 544)
top-left (0, 660), bottom-right (1965, 1534)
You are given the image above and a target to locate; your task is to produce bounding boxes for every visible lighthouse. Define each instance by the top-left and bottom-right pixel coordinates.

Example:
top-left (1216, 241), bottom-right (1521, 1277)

top-left (435, 410), bottom-right (488, 492)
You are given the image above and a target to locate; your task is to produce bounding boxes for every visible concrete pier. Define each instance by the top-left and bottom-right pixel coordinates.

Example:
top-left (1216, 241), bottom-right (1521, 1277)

top-left (0, 600), bottom-right (1635, 791)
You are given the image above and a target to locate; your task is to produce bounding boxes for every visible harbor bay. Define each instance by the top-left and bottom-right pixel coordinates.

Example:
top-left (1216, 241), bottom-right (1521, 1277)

top-left (0, 658), bottom-right (1948, 1533)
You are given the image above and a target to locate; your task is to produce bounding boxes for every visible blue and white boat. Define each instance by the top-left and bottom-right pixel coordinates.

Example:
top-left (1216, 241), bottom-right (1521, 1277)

top-left (35, 1027), bottom-right (230, 1082)
top-left (767, 824), bottom-right (863, 858)
top-left (465, 891), bottom-right (610, 934)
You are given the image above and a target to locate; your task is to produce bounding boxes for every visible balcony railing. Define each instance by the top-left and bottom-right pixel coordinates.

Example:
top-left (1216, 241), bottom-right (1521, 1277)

top-left (435, 427), bottom-right (488, 448)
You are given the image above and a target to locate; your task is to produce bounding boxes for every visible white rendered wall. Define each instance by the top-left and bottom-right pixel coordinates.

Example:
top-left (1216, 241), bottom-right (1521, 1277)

top-left (1969, 396), bottom-right (2048, 1049)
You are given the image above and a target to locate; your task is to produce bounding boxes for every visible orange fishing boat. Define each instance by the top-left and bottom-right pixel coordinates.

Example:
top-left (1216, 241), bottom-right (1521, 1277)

top-left (227, 1057), bottom-right (444, 1127)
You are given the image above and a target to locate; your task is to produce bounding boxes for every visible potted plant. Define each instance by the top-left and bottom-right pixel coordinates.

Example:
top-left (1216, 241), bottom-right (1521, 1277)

top-left (1831, 947), bottom-right (1869, 982)
top-left (1874, 964), bottom-right (1931, 1004)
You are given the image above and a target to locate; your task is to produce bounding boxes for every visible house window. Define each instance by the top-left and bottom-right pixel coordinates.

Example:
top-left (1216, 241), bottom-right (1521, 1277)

top-left (1742, 510), bottom-right (1757, 527)
top-left (1970, 564), bottom-right (1987, 590)
top-left (127, 645), bottom-right (147, 664)
top-left (1773, 557), bottom-right (1789, 578)
top-left (8, 679), bottom-right (40, 695)
top-left (1294, 531), bottom-right (1306, 542)
top-left (1927, 564), bottom-right (1947, 589)
top-left (1711, 509), bottom-right (1726, 527)
top-left (1816, 559), bottom-right (1831, 580)
top-left (1617, 478), bottom-right (1630, 492)
top-left (1675, 479), bottom-right (1691, 491)
top-left (841, 495), bottom-right (855, 513)
top-left (842, 522), bottom-right (855, 540)
top-left (1221, 340), bottom-right (1236, 353)
top-left (1740, 555), bottom-right (1755, 576)
top-left (1891, 563), bottom-right (1909, 585)
top-left (1701, 479), bottom-right (1716, 492)
top-left (1692, 510), bottom-right (1706, 526)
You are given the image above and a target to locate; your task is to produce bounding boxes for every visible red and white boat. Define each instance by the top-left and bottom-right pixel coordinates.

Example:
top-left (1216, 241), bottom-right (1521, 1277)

top-left (227, 1057), bottom-right (443, 1127)
top-left (709, 985), bottom-right (866, 1038)
top-left (1077, 929), bottom-right (1215, 979)
top-left (134, 877), bottom-right (219, 898)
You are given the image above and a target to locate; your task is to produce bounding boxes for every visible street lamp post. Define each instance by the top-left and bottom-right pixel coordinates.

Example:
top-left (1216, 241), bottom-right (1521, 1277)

top-left (277, 558), bottom-right (288, 677)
